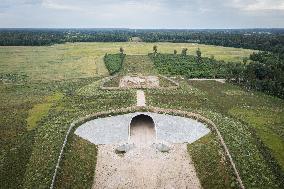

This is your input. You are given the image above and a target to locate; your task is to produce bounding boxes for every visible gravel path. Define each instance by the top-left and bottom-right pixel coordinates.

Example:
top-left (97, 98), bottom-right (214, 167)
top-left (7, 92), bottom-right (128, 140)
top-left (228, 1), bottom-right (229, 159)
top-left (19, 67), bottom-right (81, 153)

top-left (75, 112), bottom-right (210, 145)
top-left (188, 78), bottom-right (226, 83)
top-left (93, 144), bottom-right (202, 189)
top-left (136, 90), bottom-right (146, 107)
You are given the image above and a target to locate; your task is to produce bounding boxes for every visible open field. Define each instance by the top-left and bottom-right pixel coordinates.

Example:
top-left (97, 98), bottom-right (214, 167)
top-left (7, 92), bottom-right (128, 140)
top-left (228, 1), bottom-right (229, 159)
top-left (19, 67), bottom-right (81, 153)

top-left (0, 42), bottom-right (255, 81)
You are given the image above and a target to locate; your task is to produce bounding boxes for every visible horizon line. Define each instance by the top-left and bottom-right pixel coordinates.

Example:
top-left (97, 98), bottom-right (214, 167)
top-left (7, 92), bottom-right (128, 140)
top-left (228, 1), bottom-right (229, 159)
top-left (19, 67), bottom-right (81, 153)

top-left (0, 27), bottom-right (284, 30)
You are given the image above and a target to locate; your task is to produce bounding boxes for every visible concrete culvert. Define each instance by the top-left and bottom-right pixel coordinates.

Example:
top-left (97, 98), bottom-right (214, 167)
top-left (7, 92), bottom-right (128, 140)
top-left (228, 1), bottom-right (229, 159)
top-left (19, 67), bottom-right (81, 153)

top-left (129, 114), bottom-right (156, 145)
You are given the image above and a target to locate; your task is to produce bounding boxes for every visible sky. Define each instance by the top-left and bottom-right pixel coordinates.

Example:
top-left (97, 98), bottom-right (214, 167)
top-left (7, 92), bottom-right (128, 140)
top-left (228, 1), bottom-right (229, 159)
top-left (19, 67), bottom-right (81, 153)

top-left (0, 0), bottom-right (284, 29)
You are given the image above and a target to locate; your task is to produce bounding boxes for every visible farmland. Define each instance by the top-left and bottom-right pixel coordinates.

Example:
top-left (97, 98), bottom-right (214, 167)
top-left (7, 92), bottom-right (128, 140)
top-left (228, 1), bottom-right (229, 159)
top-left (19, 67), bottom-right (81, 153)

top-left (0, 42), bottom-right (282, 189)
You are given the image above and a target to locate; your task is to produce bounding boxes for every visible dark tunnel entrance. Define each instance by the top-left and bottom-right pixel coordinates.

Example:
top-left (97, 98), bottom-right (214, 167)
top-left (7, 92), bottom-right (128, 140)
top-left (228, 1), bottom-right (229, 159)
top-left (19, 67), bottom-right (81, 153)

top-left (129, 114), bottom-right (156, 145)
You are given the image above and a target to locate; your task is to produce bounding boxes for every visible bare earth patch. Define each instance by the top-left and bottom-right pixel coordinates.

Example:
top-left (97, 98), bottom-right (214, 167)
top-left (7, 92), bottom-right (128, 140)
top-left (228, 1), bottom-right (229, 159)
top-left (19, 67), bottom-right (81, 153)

top-left (93, 144), bottom-right (202, 189)
top-left (119, 76), bottom-right (159, 88)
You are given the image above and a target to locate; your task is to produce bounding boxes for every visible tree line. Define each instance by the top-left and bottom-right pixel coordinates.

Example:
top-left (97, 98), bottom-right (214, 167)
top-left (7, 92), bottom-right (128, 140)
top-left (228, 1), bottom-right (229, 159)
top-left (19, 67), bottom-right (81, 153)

top-left (0, 29), bottom-right (283, 57)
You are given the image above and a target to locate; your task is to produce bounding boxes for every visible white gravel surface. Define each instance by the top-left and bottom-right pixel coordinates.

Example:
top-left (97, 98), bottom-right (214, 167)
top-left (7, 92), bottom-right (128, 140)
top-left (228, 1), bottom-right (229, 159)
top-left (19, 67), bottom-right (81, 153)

top-left (75, 112), bottom-right (210, 145)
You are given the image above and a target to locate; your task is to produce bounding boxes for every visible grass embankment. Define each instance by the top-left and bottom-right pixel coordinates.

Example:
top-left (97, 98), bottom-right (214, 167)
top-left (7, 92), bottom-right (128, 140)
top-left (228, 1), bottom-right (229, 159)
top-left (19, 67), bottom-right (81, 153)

top-left (146, 80), bottom-right (284, 188)
top-left (0, 78), bottom-right (98, 188)
top-left (54, 135), bottom-right (97, 188)
top-left (27, 93), bottom-right (63, 131)
top-left (188, 134), bottom-right (239, 188)
top-left (23, 80), bottom-right (135, 188)
top-left (121, 55), bottom-right (158, 75)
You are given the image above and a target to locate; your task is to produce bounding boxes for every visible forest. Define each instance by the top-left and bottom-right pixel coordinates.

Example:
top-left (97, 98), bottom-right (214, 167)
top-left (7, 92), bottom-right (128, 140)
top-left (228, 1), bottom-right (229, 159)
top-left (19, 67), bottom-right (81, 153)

top-left (0, 28), bottom-right (283, 55)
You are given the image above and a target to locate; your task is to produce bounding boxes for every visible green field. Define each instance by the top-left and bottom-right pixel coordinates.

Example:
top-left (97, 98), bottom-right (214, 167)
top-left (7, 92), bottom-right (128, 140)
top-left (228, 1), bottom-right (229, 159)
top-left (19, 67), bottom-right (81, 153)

top-left (0, 42), bottom-right (255, 81)
top-left (1, 42), bottom-right (282, 189)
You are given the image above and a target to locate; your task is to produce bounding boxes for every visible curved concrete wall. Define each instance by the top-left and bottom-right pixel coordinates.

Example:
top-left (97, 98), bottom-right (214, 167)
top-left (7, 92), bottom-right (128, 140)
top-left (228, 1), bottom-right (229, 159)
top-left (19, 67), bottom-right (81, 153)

top-left (74, 112), bottom-right (210, 145)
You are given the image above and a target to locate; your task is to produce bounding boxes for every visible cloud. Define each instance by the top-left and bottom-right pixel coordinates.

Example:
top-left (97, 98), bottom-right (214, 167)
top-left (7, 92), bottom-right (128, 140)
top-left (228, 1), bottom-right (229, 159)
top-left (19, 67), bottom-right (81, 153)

top-left (229, 0), bottom-right (284, 11)
top-left (0, 0), bottom-right (283, 28)
top-left (42, 0), bottom-right (83, 11)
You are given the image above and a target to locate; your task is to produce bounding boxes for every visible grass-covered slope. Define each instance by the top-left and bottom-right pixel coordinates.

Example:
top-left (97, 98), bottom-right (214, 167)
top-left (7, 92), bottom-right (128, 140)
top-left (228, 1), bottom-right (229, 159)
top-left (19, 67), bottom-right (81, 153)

top-left (188, 134), bottom-right (239, 188)
top-left (54, 135), bottom-right (97, 188)
top-left (0, 78), bottom-right (99, 188)
top-left (122, 55), bottom-right (158, 75)
top-left (22, 81), bottom-right (135, 188)
top-left (146, 80), bottom-right (284, 188)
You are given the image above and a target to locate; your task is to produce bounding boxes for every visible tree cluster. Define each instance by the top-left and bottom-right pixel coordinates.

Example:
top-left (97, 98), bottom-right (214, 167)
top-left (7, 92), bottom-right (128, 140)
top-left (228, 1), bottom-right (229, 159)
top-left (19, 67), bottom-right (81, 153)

top-left (228, 52), bottom-right (284, 98)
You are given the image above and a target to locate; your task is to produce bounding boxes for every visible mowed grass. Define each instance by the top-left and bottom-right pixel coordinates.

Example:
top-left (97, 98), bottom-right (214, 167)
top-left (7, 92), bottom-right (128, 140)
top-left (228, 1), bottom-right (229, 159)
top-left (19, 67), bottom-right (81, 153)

top-left (0, 42), bottom-right (255, 81)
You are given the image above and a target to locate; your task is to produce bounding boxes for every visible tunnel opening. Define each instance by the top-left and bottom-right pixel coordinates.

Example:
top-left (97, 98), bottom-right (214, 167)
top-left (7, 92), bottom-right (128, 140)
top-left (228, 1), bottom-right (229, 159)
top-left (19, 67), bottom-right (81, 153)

top-left (129, 114), bottom-right (156, 145)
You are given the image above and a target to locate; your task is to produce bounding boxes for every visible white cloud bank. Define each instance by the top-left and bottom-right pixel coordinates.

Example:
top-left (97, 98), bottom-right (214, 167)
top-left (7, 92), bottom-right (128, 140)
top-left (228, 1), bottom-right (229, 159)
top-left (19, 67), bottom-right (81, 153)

top-left (0, 0), bottom-right (283, 28)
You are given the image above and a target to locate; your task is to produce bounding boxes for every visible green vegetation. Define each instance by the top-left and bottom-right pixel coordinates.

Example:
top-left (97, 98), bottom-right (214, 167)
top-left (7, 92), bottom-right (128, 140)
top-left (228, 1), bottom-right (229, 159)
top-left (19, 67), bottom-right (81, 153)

top-left (54, 135), bottom-right (97, 188)
top-left (146, 80), bottom-right (284, 188)
top-left (104, 53), bottom-right (125, 75)
top-left (188, 134), bottom-right (239, 189)
top-left (228, 52), bottom-right (284, 98)
top-left (0, 42), bottom-right (282, 188)
top-left (0, 42), bottom-right (255, 81)
top-left (0, 29), bottom-right (281, 58)
top-left (0, 78), bottom-right (100, 188)
top-left (0, 44), bottom-right (109, 81)
top-left (229, 108), bottom-right (284, 171)
top-left (158, 76), bottom-right (177, 88)
top-left (23, 83), bottom-right (135, 188)
top-left (149, 53), bottom-right (229, 78)
top-left (122, 55), bottom-right (158, 75)
top-left (27, 93), bottom-right (63, 130)
top-left (103, 76), bottom-right (121, 87)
